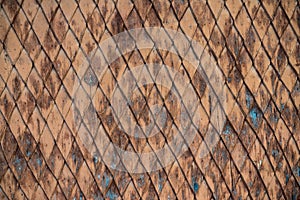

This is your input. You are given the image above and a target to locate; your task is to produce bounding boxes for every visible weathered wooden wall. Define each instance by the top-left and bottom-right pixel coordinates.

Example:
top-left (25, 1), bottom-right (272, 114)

top-left (0, 0), bottom-right (299, 199)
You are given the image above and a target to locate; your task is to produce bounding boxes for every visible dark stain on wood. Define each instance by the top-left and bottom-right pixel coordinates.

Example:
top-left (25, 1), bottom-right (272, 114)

top-left (12, 75), bottom-right (21, 99)
top-left (111, 12), bottom-right (124, 35)
top-left (37, 90), bottom-right (53, 110)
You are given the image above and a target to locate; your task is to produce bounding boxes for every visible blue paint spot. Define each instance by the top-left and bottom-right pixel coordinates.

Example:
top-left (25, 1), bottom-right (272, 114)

top-left (248, 181), bottom-right (253, 187)
top-left (280, 103), bottom-right (285, 111)
top-left (106, 190), bottom-right (118, 200)
top-left (79, 192), bottom-right (83, 200)
top-left (26, 150), bottom-right (31, 157)
top-left (221, 151), bottom-right (228, 163)
top-left (193, 182), bottom-right (199, 192)
top-left (51, 159), bottom-right (55, 168)
top-left (285, 173), bottom-right (290, 184)
top-left (270, 114), bottom-right (278, 123)
top-left (224, 124), bottom-right (231, 135)
top-left (158, 173), bottom-right (163, 192)
top-left (137, 174), bottom-right (145, 187)
top-left (102, 173), bottom-right (110, 188)
top-left (36, 158), bottom-right (42, 166)
top-left (232, 187), bottom-right (237, 195)
top-left (256, 189), bottom-right (260, 197)
top-left (246, 91), bottom-right (252, 109)
top-left (93, 155), bottom-right (98, 164)
top-left (105, 176), bottom-right (110, 187)
top-left (227, 77), bottom-right (232, 83)
top-left (158, 182), bottom-right (162, 192)
top-left (93, 193), bottom-right (102, 200)
top-left (272, 149), bottom-right (279, 157)
top-left (26, 138), bottom-right (31, 145)
top-left (72, 153), bottom-right (76, 164)
top-left (249, 107), bottom-right (261, 128)
top-left (14, 158), bottom-right (24, 173)
top-left (297, 166), bottom-right (300, 177)
top-left (192, 177), bottom-right (199, 192)
top-left (292, 194), bottom-right (297, 200)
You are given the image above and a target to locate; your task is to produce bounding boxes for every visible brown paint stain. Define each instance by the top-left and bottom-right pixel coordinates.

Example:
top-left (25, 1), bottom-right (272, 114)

top-left (192, 70), bottom-right (207, 97)
top-left (47, 75), bottom-right (55, 96)
top-left (173, 0), bottom-right (187, 18)
top-left (1, 94), bottom-right (13, 118)
top-left (87, 15), bottom-right (96, 35)
top-left (24, 32), bottom-right (40, 59)
top-left (100, 4), bottom-right (108, 20)
top-left (13, 12), bottom-right (30, 43)
top-left (52, 17), bottom-right (67, 42)
top-left (12, 76), bottom-right (21, 99)
top-left (85, 42), bottom-right (94, 54)
top-left (41, 57), bottom-right (52, 80)
top-left (276, 47), bottom-right (287, 73)
top-left (246, 27), bottom-right (256, 54)
top-left (2, 129), bottom-right (18, 160)
top-left (210, 28), bottom-right (224, 52)
top-left (19, 129), bottom-right (35, 158)
top-left (266, 35), bottom-right (276, 57)
top-left (295, 43), bottom-right (300, 66)
top-left (87, 11), bottom-right (104, 39)
top-left (111, 12), bottom-right (124, 35)
top-left (224, 17), bottom-right (233, 37)
top-left (146, 7), bottom-right (160, 27)
top-left (43, 31), bottom-right (57, 53)
top-left (251, 6), bottom-right (258, 17)
top-left (297, 9), bottom-right (300, 30)
top-left (127, 10), bottom-right (142, 29)
top-left (233, 68), bottom-right (242, 85)
top-left (256, 52), bottom-right (265, 74)
top-left (274, 8), bottom-right (288, 35)
top-left (31, 77), bottom-right (42, 96)
top-left (19, 92), bottom-right (35, 121)
top-left (3, 0), bottom-right (18, 16)
top-left (37, 91), bottom-right (52, 110)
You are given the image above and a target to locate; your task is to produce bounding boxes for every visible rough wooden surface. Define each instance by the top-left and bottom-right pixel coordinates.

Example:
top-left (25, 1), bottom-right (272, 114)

top-left (0, 0), bottom-right (299, 199)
